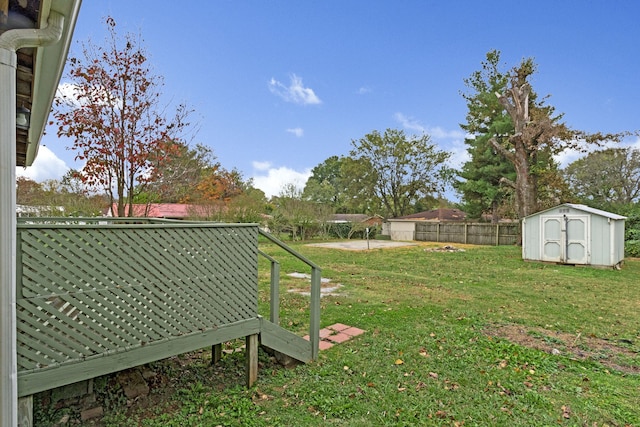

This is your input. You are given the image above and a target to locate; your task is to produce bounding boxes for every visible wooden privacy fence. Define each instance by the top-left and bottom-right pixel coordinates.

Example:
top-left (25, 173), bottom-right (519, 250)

top-left (16, 218), bottom-right (320, 401)
top-left (414, 222), bottom-right (521, 246)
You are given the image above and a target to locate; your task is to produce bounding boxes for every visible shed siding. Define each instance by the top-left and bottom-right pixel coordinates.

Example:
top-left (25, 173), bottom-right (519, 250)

top-left (589, 215), bottom-right (610, 266)
top-left (614, 221), bottom-right (626, 264)
top-left (522, 217), bottom-right (541, 260)
top-left (522, 204), bottom-right (625, 268)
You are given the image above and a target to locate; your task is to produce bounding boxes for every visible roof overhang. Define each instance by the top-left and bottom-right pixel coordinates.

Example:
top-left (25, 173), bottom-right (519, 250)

top-left (5, 0), bottom-right (82, 166)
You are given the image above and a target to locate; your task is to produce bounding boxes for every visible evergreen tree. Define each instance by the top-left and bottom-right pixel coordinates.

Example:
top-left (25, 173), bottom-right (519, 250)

top-left (456, 50), bottom-right (516, 222)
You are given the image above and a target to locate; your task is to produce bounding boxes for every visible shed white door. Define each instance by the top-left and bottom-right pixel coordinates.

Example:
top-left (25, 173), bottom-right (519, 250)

top-left (541, 215), bottom-right (589, 264)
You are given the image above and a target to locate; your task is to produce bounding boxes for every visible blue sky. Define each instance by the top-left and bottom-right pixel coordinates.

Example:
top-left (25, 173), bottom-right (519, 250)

top-left (18, 1), bottom-right (640, 198)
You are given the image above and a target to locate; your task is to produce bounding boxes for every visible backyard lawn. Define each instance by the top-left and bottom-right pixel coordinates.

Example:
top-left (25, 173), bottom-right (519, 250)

top-left (45, 241), bottom-right (639, 426)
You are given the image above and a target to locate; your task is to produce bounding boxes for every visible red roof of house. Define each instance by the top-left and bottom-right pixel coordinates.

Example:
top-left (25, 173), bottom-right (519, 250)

top-left (106, 203), bottom-right (206, 219)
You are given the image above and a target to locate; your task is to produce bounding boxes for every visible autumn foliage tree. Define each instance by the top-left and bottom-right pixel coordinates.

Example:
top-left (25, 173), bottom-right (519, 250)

top-left (53, 17), bottom-right (192, 217)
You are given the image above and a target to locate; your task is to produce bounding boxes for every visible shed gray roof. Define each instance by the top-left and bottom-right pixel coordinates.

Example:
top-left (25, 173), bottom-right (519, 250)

top-left (527, 203), bottom-right (626, 220)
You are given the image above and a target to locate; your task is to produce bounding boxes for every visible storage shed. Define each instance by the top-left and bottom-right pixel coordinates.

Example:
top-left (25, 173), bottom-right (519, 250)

top-left (522, 203), bottom-right (626, 268)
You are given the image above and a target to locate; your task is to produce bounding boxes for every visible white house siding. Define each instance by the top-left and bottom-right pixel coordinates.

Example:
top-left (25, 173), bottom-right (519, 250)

top-left (387, 220), bottom-right (416, 241)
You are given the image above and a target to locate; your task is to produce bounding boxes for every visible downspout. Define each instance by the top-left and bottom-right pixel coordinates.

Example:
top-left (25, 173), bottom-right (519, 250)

top-left (0, 11), bottom-right (64, 427)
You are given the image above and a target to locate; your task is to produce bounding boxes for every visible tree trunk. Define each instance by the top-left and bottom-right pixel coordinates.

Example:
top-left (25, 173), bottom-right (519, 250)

top-left (513, 139), bottom-right (538, 218)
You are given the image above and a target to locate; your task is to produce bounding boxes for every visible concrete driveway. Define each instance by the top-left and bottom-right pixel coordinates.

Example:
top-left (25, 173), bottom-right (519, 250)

top-left (306, 240), bottom-right (416, 251)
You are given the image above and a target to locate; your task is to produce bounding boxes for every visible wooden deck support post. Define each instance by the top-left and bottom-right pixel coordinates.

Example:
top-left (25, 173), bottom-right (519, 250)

top-left (211, 343), bottom-right (222, 365)
top-left (245, 334), bottom-right (258, 387)
top-left (17, 396), bottom-right (32, 427)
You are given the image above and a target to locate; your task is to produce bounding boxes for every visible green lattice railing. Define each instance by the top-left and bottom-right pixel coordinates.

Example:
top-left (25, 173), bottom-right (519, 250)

top-left (16, 219), bottom-right (261, 396)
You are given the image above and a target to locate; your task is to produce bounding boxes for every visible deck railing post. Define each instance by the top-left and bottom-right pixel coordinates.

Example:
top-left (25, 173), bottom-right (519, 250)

top-left (309, 267), bottom-right (321, 360)
top-left (258, 231), bottom-right (322, 361)
top-left (270, 260), bottom-right (280, 325)
top-left (258, 250), bottom-right (281, 325)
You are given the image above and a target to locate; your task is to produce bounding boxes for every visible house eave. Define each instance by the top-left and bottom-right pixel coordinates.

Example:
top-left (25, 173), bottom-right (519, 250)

top-left (23, 0), bottom-right (82, 166)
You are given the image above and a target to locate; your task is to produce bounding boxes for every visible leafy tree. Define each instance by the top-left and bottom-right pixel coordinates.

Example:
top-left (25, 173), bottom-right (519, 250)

top-left (222, 187), bottom-right (268, 223)
top-left (303, 155), bottom-right (347, 211)
top-left (349, 128), bottom-right (450, 218)
top-left (269, 184), bottom-right (331, 240)
top-left (564, 147), bottom-right (640, 210)
top-left (16, 174), bottom-right (107, 216)
top-left (143, 142), bottom-right (216, 203)
top-left (53, 17), bottom-right (192, 217)
top-left (621, 204), bottom-right (640, 257)
top-left (486, 54), bottom-right (628, 218)
top-left (192, 166), bottom-right (245, 204)
top-left (16, 177), bottom-right (44, 205)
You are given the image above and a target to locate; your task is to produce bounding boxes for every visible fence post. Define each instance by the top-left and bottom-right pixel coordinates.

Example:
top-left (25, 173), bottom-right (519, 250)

top-left (495, 224), bottom-right (499, 246)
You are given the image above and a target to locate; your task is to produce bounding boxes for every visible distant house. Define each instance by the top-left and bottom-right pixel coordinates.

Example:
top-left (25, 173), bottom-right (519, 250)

top-left (104, 203), bottom-right (213, 220)
top-left (386, 208), bottom-right (467, 241)
top-left (328, 214), bottom-right (383, 227)
top-left (326, 214), bottom-right (384, 238)
top-left (16, 204), bottom-right (64, 217)
top-left (395, 208), bottom-right (467, 221)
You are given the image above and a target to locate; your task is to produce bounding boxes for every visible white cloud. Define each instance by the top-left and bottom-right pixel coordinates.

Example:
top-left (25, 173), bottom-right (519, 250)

top-left (56, 81), bottom-right (122, 109)
top-left (55, 82), bottom-right (81, 107)
top-left (357, 86), bottom-right (371, 95)
top-left (286, 127), bottom-right (304, 137)
top-left (394, 112), bottom-right (426, 133)
top-left (268, 74), bottom-right (321, 105)
top-left (553, 136), bottom-right (640, 168)
top-left (394, 112), bottom-right (466, 140)
top-left (252, 160), bottom-right (272, 171)
top-left (393, 112), bottom-right (470, 168)
top-left (15, 146), bottom-right (69, 182)
top-left (251, 163), bottom-right (312, 198)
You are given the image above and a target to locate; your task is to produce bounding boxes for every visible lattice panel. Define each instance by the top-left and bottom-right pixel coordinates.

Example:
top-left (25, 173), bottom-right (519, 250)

top-left (16, 224), bottom-right (258, 372)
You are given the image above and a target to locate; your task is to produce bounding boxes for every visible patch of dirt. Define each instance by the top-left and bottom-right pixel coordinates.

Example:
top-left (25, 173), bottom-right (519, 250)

top-left (286, 272), bottom-right (344, 297)
top-left (424, 245), bottom-right (466, 253)
top-left (306, 240), bottom-right (416, 251)
top-left (485, 324), bottom-right (639, 374)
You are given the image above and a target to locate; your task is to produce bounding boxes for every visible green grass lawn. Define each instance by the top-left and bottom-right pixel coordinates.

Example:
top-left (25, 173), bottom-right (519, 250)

top-left (77, 242), bottom-right (640, 426)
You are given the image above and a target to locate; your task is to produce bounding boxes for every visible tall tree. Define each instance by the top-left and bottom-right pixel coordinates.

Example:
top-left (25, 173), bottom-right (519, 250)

top-left (53, 17), bottom-right (192, 217)
top-left (564, 147), bottom-right (640, 210)
top-left (472, 52), bottom-right (629, 218)
top-left (456, 50), bottom-right (516, 222)
top-left (349, 128), bottom-right (450, 218)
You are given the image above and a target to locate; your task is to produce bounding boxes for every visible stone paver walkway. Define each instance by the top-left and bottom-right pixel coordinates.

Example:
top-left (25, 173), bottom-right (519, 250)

top-left (304, 323), bottom-right (365, 350)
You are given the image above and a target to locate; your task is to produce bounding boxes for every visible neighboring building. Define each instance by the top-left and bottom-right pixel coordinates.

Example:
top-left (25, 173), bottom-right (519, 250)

top-left (394, 208), bottom-right (467, 222)
top-left (16, 204), bottom-right (64, 217)
top-left (326, 214), bottom-right (384, 238)
top-left (104, 203), bottom-right (213, 220)
top-left (386, 209), bottom-right (467, 241)
top-left (522, 203), bottom-right (626, 268)
top-left (328, 214), bottom-right (383, 227)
